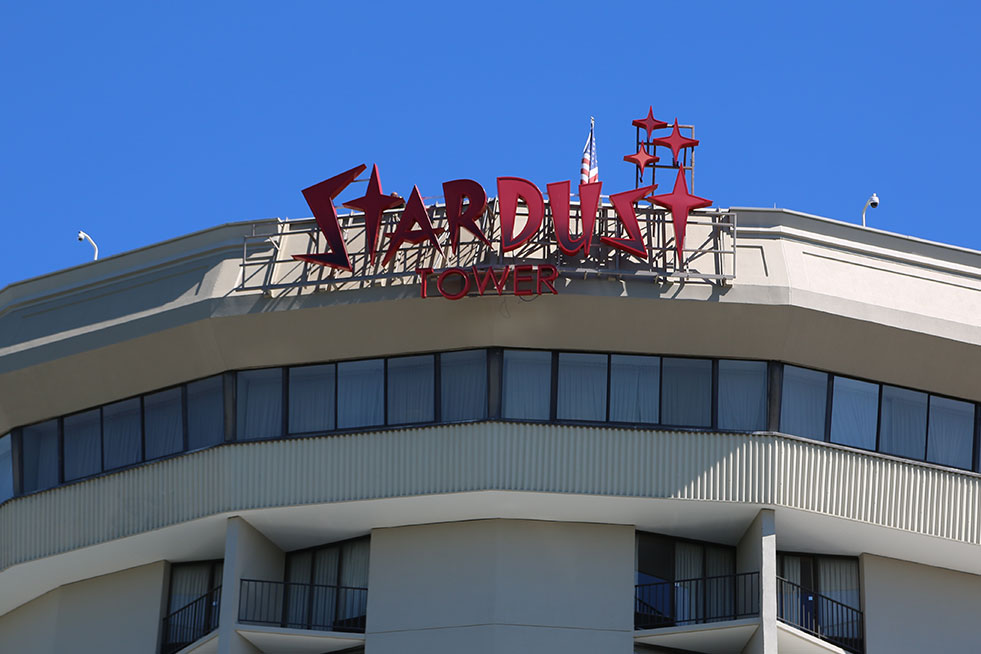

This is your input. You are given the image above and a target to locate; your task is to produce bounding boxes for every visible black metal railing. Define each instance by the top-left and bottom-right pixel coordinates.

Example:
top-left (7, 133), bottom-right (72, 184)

top-left (160, 586), bottom-right (222, 654)
top-left (238, 579), bottom-right (368, 633)
top-left (777, 577), bottom-right (864, 653)
top-left (635, 572), bottom-right (760, 629)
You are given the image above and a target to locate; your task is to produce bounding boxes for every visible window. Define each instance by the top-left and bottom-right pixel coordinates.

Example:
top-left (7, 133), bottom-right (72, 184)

top-left (187, 376), bottom-right (224, 450)
top-left (284, 538), bottom-right (370, 630)
top-left (926, 396), bottom-right (975, 469)
top-left (237, 369), bottom-right (283, 440)
top-left (830, 377), bottom-right (878, 450)
top-left (165, 560), bottom-right (223, 648)
top-left (636, 532), bottom-right (738, 626)
top-left (661, 358), bottom-right (711, 427)
top-left (502, 350), bottom-right (551, 420)
top-left (337, 359), bottom-right (384, 429)
top-left (289, 364), bottom-right (335, 434)
top-left (21, 419), bottom-right (59, 492)
top-left (145, 387), bottom-right (184, 459)
top-left (0, 434), bottom-right (13, 503)
top-left (879, 385), bottom-right (927, 459)
top-left (557, 353), bottom-right (607, 421)
top-left (63, 409), bottom-right (101, 480)
top-left (781, 366), bottom-right (827, 440)
top-left (440, 350), bottom-right (487, 421)
top-left (718, 360), bottom-right (767, 431)
top-left (610, 354), bottom-right (659, 424)
top-left (103, 398), bottom-right (142, 470)
top-left (777, 553), bottom-right (861, 643)
top-left (387, 355), bottom-right (434, 425)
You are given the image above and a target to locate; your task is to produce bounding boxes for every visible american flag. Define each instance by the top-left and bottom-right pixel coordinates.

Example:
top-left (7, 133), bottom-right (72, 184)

top-left (580, 117), bottom-right (598, 183)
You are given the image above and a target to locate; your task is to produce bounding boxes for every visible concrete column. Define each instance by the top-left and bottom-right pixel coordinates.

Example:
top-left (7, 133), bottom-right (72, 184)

top-left (217, 516), bottom-right (285, 654)
top-left (365, 519), bottom-right (634, 654)
top-left (736, 509), bottom-right (776, 654)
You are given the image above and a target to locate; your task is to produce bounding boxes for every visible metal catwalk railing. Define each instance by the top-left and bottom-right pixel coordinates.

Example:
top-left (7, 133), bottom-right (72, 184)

top-left (238, 579), bottom-right (368, 633)
top-left (160, 586), bottom-right (221, 654)
top-left (777, 576), bottom-right (864, 653)
top-left (635, 572), bottom-right (760, 629)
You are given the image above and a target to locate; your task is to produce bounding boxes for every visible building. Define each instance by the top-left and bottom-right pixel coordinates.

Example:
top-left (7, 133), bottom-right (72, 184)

top-left (2, 118), bottom-right (980, 654)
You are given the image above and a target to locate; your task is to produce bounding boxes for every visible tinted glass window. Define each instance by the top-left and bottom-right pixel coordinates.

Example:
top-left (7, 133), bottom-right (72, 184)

top-left (63, 409), bottom-right (102, 480)
top-left (187, 376), bottom-right (224, 450)
top-left (661, 358), bottom-right (712, 427)
top-left (502, 350), bottom-right (551, 420)
top-left (237, 369), bottom-right (283, 440)
top-left (927, 396), bottom-right (975, 469)
top-left (557, 353), bottom-right (607, 421)
top-left (337, 359), bottom-right (384, 429)
top-left (830, 377), bottom-right (878, 450)
top-left (0, 434), bottom-right (12, 503)
top-left (440, 350), bottom-right (487, 421)
top-left (388, 355), bottom-right (435, 425)
top-left (22, 420), bottom-right (59, 492)
top-left (609, 355), bottom-right (659, 424)
top-left (103, 398), bottom-right (142, 470)
top-left (718, 360), bottom-right (767, 431)
top-left (781, 366), bottom-right (828, 440)
top-left (145, 387), bottom-right (184, 459)
top-left (879, 385), bottom-right (927, 459)
top-left (289, 364), bottom-right (335, 434)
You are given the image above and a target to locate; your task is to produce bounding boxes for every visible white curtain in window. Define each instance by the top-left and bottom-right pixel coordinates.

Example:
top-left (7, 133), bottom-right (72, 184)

top-left (675, 542), bottom-right (704, 623)
top-left (557, 353), bottom-right (607, 421)
top-left (879, 386), bottom-right (927, 459)
top-left (145, 387), bottom-right (183, 459)
top-left (927, 396), bottom-right (974, 469)
top-left (337, 360), bottom-right (385, 429)
top-left (63, 409), bottom-right (102, 480)
top-left (780, 366), bottom-right (827, 440)
top-left (0, 434), bottom-right (12, 503)
top-left (286, 552), bottom-right (313, 627)
top-left (718, 360), bottom-right (767, 431)
top-left (502, 351), bottom-right (551, 420)
top-left (187, 376), bottom-right (224, 450)
top-left (338, 539), bottom-right (370, 622)
top-left (830, 377), bottom-right (878, 450)
top-left (662, 358), bottom-right (712, 427)
top-left (818, 558), bottom-right (861, 639)
top-left (778, 555), bottom-right (804, 625)
top-left (311, 547), bottom-right (340, 628)
top-left (610, 355), bottom-right (659, 424)
top-left (441, 350), bottom-right (487, 421)
top-left (289, 365), bottom-right (335, 434)
top-left (168, 562), bottom-right (216, 644)
top-left (103, 399), bottom-right (142, 470)
top-left (388, 356), bottom-right (434, 425)
top-left (21, 420), bottom-right (59, 492)
top-left (705, 546), bottom-right (735, 620)
top-left (237, 369), bottom-right (283, 440)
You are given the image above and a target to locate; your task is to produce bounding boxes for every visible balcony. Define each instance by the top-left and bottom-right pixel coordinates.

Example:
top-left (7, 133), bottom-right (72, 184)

top-left (777, 577), bottom-right (864, 653)
top-left (160, 586), bottom-right (221, 654)
top-left (635, 572), bottom-right (761, 629)
top-left (238, 579), bottom-right (368, 633)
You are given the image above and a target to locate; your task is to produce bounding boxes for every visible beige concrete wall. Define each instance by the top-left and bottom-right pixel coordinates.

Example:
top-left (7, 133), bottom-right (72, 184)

top-left (0, 561), bottom-right (166, 654)
top-left (736, 510), bottom-right (776, 654)
top-left (861, 554), bottom-right (981, 654)
top-left (219, 516), bottom-right (283, 654)
top-left (366, 519), bottom-right (634, 654)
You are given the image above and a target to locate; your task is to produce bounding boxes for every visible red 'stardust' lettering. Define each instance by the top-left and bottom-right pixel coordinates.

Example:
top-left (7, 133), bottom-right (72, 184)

top-left (537, 264), bottom-right (559, 294)
top-left (415, 268), bottom-right (434, 298)
top-left (472, 266), bottom-right (511, 295)
top-left (443, 179), bottom-right (490, 253)
top-left (601, 186), bottom-right (654, 261)
top-left (382, 186), bottom-right (445, 266)
top-left (548, 180), bottom-right (602, 257)
top-left (342, 164), bottom-right (404, 266)
top-left (497, 177), bottom-right (545, 252)
top-left (294, 164), bottom-right (366, 271)
top-left (513, 264), bottom-right (534, 296)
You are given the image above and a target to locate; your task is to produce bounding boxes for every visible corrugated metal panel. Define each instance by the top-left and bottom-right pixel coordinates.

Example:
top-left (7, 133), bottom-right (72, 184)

top-left (1, 424), bottom-right (979, 569)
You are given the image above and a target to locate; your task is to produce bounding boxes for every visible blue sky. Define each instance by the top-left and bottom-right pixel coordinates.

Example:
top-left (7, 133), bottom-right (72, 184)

top-left (2, 1), bottom-right (979, 287)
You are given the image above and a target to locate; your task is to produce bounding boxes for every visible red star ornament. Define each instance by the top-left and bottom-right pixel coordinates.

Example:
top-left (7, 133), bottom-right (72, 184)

top-left (651, 167), bottom-right (711, 262)
top-left (623, 145), bottom-right (658, 172)
top-left (632, 106), bottom-right (668, 141)
top-left (343, 164), bottom-right (404, 265)
top-left (653, 119), bottom-right (699, 163)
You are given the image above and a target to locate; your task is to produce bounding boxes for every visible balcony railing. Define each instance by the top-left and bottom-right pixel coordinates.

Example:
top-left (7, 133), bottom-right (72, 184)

top-left (635, 572), bottom-right (760, 629)
top-left (238, 579), bottom-right (368, 633)
top-left (777, 577), bottom-right (864, 653)
top-left (160, 586), bottom-right (222, 654)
